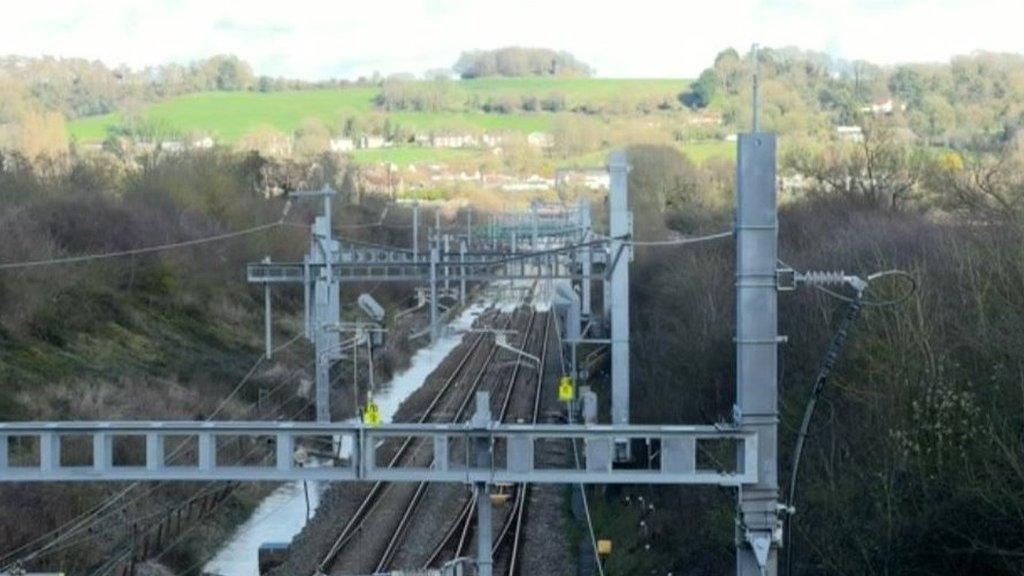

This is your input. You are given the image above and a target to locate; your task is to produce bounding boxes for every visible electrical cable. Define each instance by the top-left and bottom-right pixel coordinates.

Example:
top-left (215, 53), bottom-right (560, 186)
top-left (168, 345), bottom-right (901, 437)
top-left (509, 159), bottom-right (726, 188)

top-left (779, 264), bottom-right (916, 575)
top-left (551, 310), bottom-right (606, 576)
top-left (812, 269), bottom-right (917, 307)
top-left (594, 230), bottom-right (734, 246)
top-left (1, 333), bottom-right (305, 569)
top-left (778, 259), bottom-right (917, 308)
top-left (0, 220), bottom-right (286, 271)
top-left (85, 397), bottom-right (313, 576)
top-left (783, 293), bottom-right (863, 576)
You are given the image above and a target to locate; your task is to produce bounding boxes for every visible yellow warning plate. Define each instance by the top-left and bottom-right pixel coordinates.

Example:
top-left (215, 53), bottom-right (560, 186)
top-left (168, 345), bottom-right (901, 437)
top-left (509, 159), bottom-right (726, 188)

top-left (363, 402), bottom-right (381, 426)
top-left (558, 376), bottom-right (574, 402)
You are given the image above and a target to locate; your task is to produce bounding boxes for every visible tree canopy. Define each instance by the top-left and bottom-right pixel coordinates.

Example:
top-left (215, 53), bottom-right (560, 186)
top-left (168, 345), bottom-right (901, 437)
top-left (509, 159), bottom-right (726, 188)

top-left (453, 47), bottom-right (592, 79)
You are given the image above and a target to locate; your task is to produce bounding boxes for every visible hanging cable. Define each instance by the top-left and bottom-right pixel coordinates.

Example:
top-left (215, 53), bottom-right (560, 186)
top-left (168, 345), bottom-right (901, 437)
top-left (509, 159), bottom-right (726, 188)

top-left (784, 293), bottom-right (862, 575)
top-left (1, 332), bottom-right (305, 569)
top-left (594, 230), bottom-right (734, 246)
top-left (551, 310), bottom-right (606, 576)
top-left (782, 264), bottom-right (915, 575)
top-left (0, 220), bottom-right (286, 271)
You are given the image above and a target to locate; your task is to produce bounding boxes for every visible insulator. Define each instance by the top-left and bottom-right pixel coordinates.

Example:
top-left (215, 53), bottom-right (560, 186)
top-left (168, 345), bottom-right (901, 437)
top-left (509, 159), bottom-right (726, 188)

top-left (799, 270), bottom-right (847, 286)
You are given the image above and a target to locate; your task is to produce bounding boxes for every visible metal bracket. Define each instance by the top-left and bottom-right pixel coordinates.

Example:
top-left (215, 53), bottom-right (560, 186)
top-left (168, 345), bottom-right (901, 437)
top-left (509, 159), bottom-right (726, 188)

top-left (747, 532), bottom-right (771, 573)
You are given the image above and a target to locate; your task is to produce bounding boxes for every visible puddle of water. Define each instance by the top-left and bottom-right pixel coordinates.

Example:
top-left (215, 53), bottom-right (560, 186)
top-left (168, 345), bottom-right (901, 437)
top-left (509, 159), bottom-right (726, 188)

top-left (202, 479), bottom-right (322, 576)
top-left (202, 303), bottom-right (487, 576)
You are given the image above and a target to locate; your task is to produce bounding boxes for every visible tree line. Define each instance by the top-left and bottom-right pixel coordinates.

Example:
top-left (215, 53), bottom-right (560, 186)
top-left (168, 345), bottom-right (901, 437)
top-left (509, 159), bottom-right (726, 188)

top-left (682, 46), bottom-right (1024, 147)
top-left (453, 47), bottom-right (592, 79)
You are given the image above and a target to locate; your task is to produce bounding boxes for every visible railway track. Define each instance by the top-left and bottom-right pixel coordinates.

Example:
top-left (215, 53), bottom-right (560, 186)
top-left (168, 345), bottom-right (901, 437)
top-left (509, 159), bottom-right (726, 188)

top-left (318, 304), bottom-right (541, 575)
top-left (419, 311), bottom-right (553, 576)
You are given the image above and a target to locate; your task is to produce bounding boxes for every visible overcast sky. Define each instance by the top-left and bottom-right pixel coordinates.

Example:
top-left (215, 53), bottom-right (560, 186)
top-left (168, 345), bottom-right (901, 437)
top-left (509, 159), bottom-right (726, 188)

top-left (2, 0), bottom-right (1022, 79)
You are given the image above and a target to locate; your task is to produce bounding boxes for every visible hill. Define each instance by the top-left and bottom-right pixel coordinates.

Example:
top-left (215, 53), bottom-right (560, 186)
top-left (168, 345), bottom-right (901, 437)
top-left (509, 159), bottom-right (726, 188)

top-left (67, 77), bottom-right (690, 144)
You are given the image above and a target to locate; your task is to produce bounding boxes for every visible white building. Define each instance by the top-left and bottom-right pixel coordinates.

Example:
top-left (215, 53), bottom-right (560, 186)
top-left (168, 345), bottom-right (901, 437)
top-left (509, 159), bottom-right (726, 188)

top-left (836, 125), bottom-right (864, 142)
top-left (555, 169), bottom-right (610, 191)
top-left (502, 174), bottom-right (555, 192)
top-left (160, 140), bottom-right (185, 153)
top-left (431, 134), bottom-right (478, 148)
top-left (360, 135), bottom-right (388, 149)
top-left (191, 136), bottom-right (215, 149)
top-left (527, 132), bottom-right (554, 149)
top-left (330, 138), bottom-right (355, 152)
top-left (860, 98), bottom-right (906, 115)
top-left (482, 133), bottom-right (504, 148)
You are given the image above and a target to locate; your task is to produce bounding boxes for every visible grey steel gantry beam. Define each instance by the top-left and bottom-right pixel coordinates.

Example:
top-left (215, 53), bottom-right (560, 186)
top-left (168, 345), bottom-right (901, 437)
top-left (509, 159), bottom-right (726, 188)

top-left (735, 133), bottom-right (780, 575)
top-left (0, 418), bottom-right (758, 485)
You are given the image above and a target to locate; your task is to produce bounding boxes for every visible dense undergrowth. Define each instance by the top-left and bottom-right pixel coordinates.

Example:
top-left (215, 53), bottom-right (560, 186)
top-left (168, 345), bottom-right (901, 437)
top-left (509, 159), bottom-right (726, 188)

top-left (0, 150), bottom-right (425, 573)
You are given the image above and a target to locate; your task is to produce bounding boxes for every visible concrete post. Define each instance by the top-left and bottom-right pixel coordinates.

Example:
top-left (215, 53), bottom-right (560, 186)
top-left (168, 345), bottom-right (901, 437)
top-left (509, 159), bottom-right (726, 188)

top-left (735, 133), bottom-right (779, 576)
top-left (466, 210), bottom-right (472, 249)
top-left (608, 152), bottom-right (631, 456)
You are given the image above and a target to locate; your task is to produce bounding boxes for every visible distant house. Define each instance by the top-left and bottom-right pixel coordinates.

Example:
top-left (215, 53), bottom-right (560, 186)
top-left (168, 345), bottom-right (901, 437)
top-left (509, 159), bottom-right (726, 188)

top-left (502, 174), bottom-right (555, 192)
top-left (330, 137), bottom-right (355, 152)
top-left (160, 140), bottom-right (185, 153)
top-left (429, 169), bottom-right (481, 182)
top-left (191, 136), bottom-right (215, 149)
top-left (526, 132), bottom-right (553, 149)
top-left (431, 133), bottom-right (478, 148)
top-left (555, 169), bottom-right (610, 191)
top-left (690, 111), bottom-right (723, 126)
top-left (836, 125), bottom-right (864, 142)
top-left (861, 98), bottom-right (905, 115)
top-left (360, 135), bottom-right (388, 149)
top-left (481, 133), bottom-right (504, 148)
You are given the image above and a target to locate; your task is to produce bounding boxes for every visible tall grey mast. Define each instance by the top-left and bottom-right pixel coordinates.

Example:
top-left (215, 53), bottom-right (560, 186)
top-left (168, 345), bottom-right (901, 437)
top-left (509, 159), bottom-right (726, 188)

top-left (294, 186), bottom-right (341, 423)
top-left (608, 151), bottom-right (632, 457)
top-left (735, 47), bottom-right (780, 571)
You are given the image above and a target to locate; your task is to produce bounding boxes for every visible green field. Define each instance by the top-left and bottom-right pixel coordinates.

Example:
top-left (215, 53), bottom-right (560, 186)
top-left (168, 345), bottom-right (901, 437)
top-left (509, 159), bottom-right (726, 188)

top-left (69, 88), bottom-right (379, 143)
top-left (67, 78), bottom-right (690, 144)
top-left (451, 77), bottom-right (687, 106)
top-left (62, 76), bottom-right (738, 167)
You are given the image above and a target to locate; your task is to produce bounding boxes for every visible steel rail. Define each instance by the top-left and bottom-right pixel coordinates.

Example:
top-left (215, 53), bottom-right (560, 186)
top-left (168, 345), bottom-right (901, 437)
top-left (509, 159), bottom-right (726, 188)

top-left (375, 308), bottom-right (540, 573)
top-left (420, 310), bottom-right (549, 572)
top-left (317, 307), bottom-right (517, 574)
top-left (492, 312), bottom-right (551, 576)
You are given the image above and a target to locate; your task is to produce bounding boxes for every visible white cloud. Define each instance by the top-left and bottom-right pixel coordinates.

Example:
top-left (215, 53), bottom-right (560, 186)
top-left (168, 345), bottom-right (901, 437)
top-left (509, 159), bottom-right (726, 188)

top-left (1, 0), bottom-right (1022, 79)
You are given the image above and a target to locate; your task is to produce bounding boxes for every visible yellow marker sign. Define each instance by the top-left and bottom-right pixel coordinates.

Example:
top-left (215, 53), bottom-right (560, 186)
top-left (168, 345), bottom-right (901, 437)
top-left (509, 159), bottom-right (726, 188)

top-left (597, 539), bottom-right (613, 556)
top-left (363, 402), bottom-right (381, 426)
top-left (558, 376), bottom-right (575, 402)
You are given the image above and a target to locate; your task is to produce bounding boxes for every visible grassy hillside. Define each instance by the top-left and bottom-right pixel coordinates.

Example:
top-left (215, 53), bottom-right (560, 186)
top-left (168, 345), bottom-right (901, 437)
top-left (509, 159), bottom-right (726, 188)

top-left (69, 87), bottom-right (379, 142)
top-left (67, 78), bottom-right (689, 144)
